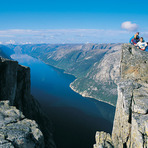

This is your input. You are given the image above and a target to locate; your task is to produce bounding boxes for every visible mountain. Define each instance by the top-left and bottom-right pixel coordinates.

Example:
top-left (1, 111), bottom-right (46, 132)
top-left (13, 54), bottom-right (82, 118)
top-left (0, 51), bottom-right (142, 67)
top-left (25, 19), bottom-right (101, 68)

top-left (94, 44), bottom-right (148, 147)
top-left (0, 45), bottom-right (14, 58)
top-left (0, 57), bottom-right (56, 148)
top-left (7, 43), bottom-right (122, 106)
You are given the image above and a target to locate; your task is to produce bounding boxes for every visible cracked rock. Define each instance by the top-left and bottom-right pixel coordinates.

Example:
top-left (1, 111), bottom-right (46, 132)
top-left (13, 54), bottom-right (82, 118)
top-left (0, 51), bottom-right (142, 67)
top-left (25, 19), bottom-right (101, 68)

top-left (0, 101), bottom-right (44, 148)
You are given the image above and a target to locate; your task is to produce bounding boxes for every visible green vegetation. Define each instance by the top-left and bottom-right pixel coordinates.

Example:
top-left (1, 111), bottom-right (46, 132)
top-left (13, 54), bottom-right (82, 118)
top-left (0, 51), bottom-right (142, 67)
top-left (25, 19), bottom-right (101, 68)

top-left (8, 43), bottom-right (121, 106)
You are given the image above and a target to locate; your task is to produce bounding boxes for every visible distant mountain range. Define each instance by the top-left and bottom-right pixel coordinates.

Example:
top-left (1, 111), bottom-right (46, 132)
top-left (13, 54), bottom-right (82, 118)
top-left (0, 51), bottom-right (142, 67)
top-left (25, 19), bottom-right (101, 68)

top-left (3, 43), bottom-right (122, 105)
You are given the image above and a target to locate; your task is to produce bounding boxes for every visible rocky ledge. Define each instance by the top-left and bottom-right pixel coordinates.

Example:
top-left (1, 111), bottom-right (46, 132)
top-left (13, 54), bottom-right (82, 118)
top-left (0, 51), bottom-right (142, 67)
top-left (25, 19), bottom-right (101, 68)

top-left (0, 57), bottom-right (56, 148)
top-left (0, 100), bottom-right (44, 148)
top-left (94, 44), bottom-right (148, 148)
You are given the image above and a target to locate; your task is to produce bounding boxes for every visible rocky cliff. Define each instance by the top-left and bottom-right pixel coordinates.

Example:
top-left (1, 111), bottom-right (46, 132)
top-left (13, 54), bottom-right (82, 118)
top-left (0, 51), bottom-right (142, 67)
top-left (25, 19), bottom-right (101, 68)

top-left (0, 57), bottom-right (56, 148)
top-left (94, 44), bottom-right (148, 147)
top-left (0, 101), bottom-right (44, 147)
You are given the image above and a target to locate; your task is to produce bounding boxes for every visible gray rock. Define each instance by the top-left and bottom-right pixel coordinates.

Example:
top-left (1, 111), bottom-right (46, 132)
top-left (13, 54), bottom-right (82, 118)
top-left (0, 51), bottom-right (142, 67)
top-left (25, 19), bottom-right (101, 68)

top-left (94, 44), bottom-right (148, 148)
top-left (0, 57), bottom-right (56, 148)
top-left (0, 101), bottom-right (44, 148)
top-left (93, 131), bottom-right (113, 148)
top-left (132, 85), bottom-right (148, 114)
top-left (120, 43), bottom-right (148, 82)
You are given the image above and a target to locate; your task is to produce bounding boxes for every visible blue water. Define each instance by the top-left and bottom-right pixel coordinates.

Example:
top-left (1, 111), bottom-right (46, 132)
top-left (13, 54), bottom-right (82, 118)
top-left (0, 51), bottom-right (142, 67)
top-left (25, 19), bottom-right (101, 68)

top-left (11, 54), bottom-right (115, 148)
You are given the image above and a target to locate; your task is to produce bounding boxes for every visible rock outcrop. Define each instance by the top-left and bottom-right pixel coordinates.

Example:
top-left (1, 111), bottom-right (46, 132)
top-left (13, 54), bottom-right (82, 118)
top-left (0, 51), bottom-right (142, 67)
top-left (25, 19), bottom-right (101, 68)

top-left (0, 101), bottom-right (44, 148)
top-left (94, 131), bottom-right (113, 148)
top-left (94, 44), bottom-right (148, 148)
top-left (0, 57), bottom-right (56, 148)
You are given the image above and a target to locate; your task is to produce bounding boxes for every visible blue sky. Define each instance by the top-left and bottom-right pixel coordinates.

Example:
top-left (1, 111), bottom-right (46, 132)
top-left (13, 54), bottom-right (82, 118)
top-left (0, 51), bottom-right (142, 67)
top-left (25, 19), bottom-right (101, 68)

top-left (0, 0), bottom-right (148, 44)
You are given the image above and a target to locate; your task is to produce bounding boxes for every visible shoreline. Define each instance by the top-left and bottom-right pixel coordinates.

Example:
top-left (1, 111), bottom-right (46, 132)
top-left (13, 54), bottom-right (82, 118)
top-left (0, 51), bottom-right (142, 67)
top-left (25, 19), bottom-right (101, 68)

top-left (26, 55), bottom-right (116, 108)
top-left (69, 81), bottom-right (115, 107)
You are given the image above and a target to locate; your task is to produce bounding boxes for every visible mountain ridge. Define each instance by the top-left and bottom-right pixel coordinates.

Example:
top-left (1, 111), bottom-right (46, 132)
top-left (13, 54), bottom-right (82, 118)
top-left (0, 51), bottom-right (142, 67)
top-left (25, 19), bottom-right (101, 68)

top-left (6, 43), bottom-right (122, 106)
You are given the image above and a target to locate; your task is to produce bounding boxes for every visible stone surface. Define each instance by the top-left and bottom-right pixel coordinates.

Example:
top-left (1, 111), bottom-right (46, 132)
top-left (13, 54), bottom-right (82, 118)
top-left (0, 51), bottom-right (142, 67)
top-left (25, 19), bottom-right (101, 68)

top-left (94, 44), bottom-right (148, 148)
top-left (0, 100), bottom-right (44, 148)
top-left (93, 131), bottom-right (113, 148)
top-left (0, 57), bottom-right (56, 148)
top-left (121, 43), bottom-right (148, 82)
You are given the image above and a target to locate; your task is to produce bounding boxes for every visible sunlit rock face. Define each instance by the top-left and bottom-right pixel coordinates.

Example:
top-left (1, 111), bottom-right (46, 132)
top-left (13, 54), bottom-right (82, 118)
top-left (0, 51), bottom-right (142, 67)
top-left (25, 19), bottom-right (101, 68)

top-left (94, 44), bottom-right (148, 148)
top-left (120, 44), bottom-right (148, 82)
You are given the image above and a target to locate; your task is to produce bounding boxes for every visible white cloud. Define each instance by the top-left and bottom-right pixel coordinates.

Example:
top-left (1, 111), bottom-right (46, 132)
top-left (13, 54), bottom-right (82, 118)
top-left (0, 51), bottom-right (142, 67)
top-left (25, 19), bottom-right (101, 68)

top-left (121, 21), bottom-right (138, 32)
top-left (0, 28), bottom-right (146, 44)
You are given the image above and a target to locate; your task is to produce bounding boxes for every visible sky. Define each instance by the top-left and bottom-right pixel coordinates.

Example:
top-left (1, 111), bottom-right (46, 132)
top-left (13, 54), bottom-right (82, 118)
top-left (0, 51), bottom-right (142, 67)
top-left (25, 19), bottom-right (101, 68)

top-left (0, 0), bottom-right (148, 44)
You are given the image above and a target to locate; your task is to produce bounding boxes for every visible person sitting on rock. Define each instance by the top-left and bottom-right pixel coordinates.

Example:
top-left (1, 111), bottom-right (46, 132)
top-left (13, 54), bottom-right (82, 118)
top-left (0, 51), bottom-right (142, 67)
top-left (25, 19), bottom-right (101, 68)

top-left (129, 32), bottom-right (140, 44)
top-left (131, 34), bottom-right (140, 45)
top-left (136, 37), bottom-right (148, 51)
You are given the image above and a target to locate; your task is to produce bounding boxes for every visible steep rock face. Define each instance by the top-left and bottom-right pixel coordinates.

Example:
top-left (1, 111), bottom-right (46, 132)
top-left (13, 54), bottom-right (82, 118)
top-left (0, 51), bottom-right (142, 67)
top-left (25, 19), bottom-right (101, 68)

top-left (112, 44), bottom-right (148, 147)
top-left (94, 44), bottom-right (148, 147)
top-left (0, 57), bottom-right (30, 105)
top-left (0, 57), bottom-right (56, 148)
top-left (120, 44), bottom-right (148, 82)
top-left (70, 44), bottom-right (121, 105)
top-left (112, 80), bottom-right (148, 147)
top-left (7, 43), bottom-right (121, 105)
top-left (0, 101), bottom-right (44, 148)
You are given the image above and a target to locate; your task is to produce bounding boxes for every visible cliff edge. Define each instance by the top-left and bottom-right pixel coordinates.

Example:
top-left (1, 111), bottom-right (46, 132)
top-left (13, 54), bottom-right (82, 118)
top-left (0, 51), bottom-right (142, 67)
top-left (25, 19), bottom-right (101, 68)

top-left (0, 57), bottom-right (56, 148)
top-left (94, 44), bottom-right (148, 148)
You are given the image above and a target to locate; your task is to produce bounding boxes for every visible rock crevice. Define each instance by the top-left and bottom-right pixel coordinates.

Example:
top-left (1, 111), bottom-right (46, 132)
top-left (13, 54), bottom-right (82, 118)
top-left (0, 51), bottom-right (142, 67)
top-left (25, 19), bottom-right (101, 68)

top-left (0, 101), bottom-right (44, 148)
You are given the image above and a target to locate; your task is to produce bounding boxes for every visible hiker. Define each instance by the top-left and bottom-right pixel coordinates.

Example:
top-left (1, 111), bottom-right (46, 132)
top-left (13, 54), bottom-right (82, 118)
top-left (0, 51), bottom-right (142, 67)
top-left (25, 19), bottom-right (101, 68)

top-left (131, 34), bottom-right (140, 45)
top-left (129, 32), bottom-right (140, 44)
top-left (136, 37), bottom-right (148, 51)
